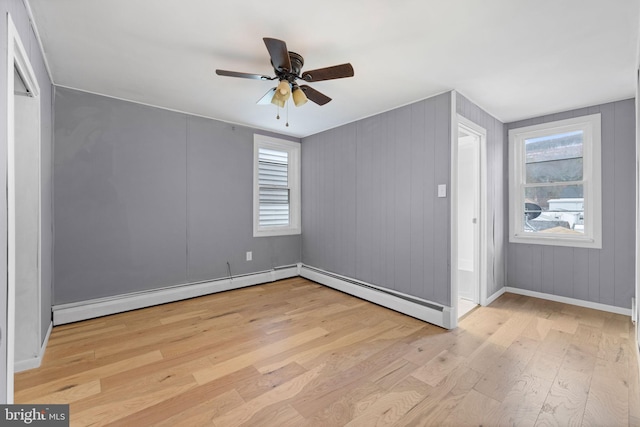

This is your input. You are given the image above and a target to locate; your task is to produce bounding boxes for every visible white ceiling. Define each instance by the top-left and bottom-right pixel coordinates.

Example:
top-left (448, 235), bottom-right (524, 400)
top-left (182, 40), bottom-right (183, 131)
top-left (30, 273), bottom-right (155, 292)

top-left (28, 0), bottom-right (640, 138)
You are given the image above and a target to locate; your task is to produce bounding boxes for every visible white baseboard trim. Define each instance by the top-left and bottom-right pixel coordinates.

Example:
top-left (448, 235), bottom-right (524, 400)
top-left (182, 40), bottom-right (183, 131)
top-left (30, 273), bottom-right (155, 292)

top-left (300, 265), bottom-right (453, 329)
top-left (14, 321), bottom-right (52, 373)
top-left (53, 266), bottom-right (299, 325)
top-left (484, 287), bottom-right (506, 306)
top-left (635, 322), bottom-right (640, 380)
top-left (505, 287), bottom-right (632, 316)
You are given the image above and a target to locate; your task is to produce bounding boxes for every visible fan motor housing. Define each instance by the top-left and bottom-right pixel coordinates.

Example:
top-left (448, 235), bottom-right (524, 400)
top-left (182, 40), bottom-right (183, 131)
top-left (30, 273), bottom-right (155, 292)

top-left (274, 51), bottom-right (304, 82)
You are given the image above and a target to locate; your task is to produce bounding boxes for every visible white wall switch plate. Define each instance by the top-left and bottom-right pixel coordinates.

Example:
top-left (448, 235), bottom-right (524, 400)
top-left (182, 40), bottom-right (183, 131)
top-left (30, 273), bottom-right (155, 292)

top-left (438, 184), bottom-right (447, 198)
top-left (246, 251), bottom-right (252, 261)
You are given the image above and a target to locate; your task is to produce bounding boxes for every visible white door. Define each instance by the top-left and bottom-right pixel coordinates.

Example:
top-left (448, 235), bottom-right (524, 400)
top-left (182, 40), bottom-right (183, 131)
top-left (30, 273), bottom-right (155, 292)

top-left (14, 68), bottom-right (41, 368)
top-left (457, 131), bottom-right (479, 301)
top-left (5, 14), bottom-right (42, 402)
top-left (456, 120), bottom-right (482, 318)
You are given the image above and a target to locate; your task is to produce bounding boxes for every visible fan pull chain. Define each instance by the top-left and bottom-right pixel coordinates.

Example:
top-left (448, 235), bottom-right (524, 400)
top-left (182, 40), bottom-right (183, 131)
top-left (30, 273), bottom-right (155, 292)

top-left (286, 101), bottom-right (289, 127)
top-left (276, 105), bottom-right (280, 120)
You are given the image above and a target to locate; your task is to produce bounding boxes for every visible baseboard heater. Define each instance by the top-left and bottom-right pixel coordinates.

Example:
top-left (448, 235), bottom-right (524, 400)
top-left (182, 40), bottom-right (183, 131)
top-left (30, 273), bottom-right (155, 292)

top-left (300, 265), bottom-right (453, 329)
top-left (53, 264), bottom-right (454, 329)
top-left (53, 265), bottom-right (299, 325)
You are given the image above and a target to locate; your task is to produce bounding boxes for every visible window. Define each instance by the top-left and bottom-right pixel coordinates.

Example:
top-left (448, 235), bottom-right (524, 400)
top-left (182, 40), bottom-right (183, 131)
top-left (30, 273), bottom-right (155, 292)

top-left (253, 134), bottom-right (301, 237)
top-left (509, 114), bottom-right (601, 248)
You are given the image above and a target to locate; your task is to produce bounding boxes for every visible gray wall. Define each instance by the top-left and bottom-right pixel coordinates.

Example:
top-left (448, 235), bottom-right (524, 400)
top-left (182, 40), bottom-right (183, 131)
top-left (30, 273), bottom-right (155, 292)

top-left (302, 92), bottom-right (452, 306)
top-left (0, 0), bottom-right (54, 402)
top-left (53, 87), bottom-right (300, 304)
top-left (505, 99), bottom-right (636, 309)
top-left (456, 93), bottom-right (507, 298)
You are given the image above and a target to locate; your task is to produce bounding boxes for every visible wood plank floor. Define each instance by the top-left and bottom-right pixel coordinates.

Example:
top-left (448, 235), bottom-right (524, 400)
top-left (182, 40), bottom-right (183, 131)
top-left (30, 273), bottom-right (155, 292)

top-left (15, 277), bottom-right (640, 426)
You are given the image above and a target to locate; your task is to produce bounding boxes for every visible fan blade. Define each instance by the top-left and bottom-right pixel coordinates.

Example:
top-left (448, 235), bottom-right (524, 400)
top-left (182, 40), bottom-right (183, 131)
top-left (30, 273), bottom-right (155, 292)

top-left (300, 85), bottom-right (331, 106)
top-left (257, 88), bottom-right (276, 105)
top-left (302, 63), bottom-right (354, 82)
top-left (216, 69), bottom-right (272, 80)
top-left (263, 37), bottom-right (291, 72)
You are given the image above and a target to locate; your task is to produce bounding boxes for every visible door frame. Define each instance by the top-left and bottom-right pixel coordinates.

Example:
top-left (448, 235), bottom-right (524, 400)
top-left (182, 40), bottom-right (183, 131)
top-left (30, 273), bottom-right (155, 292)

top-left (6, 12), bottom-right (42, 403)
top-left (450, 110), bottom-right (487, 327)
top-left (635, 62), bottom-right (640, 366)
top-left (457, 122), bottom-right (481, 304)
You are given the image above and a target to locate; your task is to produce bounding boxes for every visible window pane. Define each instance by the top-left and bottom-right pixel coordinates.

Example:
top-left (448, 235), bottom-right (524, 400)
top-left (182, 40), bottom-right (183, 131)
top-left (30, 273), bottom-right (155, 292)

top-left (259, 187), bottom-right (290, 227)
top-left (259, 162), bottom-right (288, 186)
top-left (525, 131), bottom-right (583, 183)
top-left (524, 184), bottom-right (584, 234)
top-left (259, 148), bottom-right (288, 164)
top-left (526, 157), bottom-right (583, 183)
top-left (258, 148), bottom-right (288, 187)
top-left (254, 136), bottom-right (300, 237)
top-left (258, 147), bottom-right (290, 227)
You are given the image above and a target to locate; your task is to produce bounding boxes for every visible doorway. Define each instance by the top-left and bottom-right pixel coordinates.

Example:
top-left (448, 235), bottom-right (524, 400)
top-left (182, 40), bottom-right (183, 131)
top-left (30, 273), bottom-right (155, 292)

top-left (5, 14), bottom-right (42, 403)
top-left (455, 117), bottom-right (485, 319)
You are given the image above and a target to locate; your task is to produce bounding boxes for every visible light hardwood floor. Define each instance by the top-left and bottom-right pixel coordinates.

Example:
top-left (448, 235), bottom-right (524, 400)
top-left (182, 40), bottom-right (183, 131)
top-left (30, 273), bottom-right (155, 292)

top-left (15, 277), bottom-right (640, 426)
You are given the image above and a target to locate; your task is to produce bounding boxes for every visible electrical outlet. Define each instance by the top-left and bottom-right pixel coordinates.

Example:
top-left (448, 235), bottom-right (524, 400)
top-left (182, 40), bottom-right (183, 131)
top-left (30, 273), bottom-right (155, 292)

top-left (246, 251), bottom-right (252, 261)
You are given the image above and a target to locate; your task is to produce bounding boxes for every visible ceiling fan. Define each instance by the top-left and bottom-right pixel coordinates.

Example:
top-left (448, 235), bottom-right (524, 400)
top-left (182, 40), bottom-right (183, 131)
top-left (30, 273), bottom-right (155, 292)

top-left (216, 37), bottom-right (354, 109)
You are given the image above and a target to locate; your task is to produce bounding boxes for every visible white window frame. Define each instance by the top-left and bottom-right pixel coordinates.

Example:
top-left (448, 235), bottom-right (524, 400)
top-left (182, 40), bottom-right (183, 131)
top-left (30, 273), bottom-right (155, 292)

top-left (508, 113), bottom-right (602, 248)
top-left (253, 134), bottom-right (301, 237)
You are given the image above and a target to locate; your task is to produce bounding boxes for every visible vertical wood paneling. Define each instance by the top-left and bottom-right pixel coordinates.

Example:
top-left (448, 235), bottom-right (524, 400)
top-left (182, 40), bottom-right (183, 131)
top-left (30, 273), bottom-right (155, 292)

top-left (423, 99), bottom-right (437, 301)
top-left (304, 124), bottom-right (358, 278)
top-left (393, 106), bottom-right (413, 296)
top-left (301, 134), bottom-right (314, 265)
top-left (588, 250), bottom-right (600, 302)
top-left (541, 247), bottom-right (555, 295)
top-left (55, 88), bottom-right (189, 303)
top-left (383, 113), bottom-right (396, 290)
top-left (371, 117), bottom-right (386, 285)
top-left (434, 94), bottom-right (451, 305)
top-left (515, 244), bottom-right (533, 290)
top-left (330, 130), bottom-right (340, 274)
top-left (553, 247), bottom-right (574, 298)
top-left (494, 118), bottom-right (507, 295)
top-left (486, 116), bottom-right (497, 292)
top-left (613, 100), bottom-right (635, 307)
top-left (343, 125), bottom-right (358, 278)
top-left (598, 103), bottom-right (616, 306)
top-left (55, 89), bottom-right (302, 304)
top-left (355, 120), bottom-right (369, 282)
top-left (306, 133), bottom-right (320, 268)
top-left (301, 92), bottom-right (454, 307)
top-left (456, 93), bottom-right (507, 299)
top-left (410, 102), bottom-right (426, 297)
top-left (505, 99), bottom-right (635, 309)
top-left (319, 132), bottom-right (329, 270)
top-left (530, 245), bottom-right (543, 292)
top-left (573, 248), bottom-right (589, 301)
top-left (507, 245), bottom-right (517, 289)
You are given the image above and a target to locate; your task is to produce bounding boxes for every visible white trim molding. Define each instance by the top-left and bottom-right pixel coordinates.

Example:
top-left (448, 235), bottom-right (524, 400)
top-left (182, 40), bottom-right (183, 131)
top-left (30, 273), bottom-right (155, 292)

top-left (485, 287), bottom-right (507, 306)
top-left (14, 321), bottom-right (51, 373)
top-left (253, 134), bottom-right (301, 237)
top-left (508, 113), bottom-right (602, 248)
top-left (6, 11), bottom-right (43, 402)
top-left (505, 287), bottom-right (631, 316)
top-left (300, 265), bottom-right (454, 329)
top-left (53, 266), bottom-right (298, 325)
top-left (456, 113), bottom-right (490, 308)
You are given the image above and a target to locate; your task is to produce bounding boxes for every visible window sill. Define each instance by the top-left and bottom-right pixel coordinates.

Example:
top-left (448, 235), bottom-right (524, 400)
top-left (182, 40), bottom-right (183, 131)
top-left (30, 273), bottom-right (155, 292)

top-left (509, 233), bottom-right (601, 249)
top-left (253, 227), bottom-right (301, 238)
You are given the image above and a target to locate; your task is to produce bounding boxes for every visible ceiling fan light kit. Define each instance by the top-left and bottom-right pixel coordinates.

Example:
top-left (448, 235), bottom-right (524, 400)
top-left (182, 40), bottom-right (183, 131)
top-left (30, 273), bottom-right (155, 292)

top-left (271, 79), bottom-right (291, 107)
top-left (292, 86), bottom-right (308, 107)
top-left (216, 37), bottom-right (354, 126)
